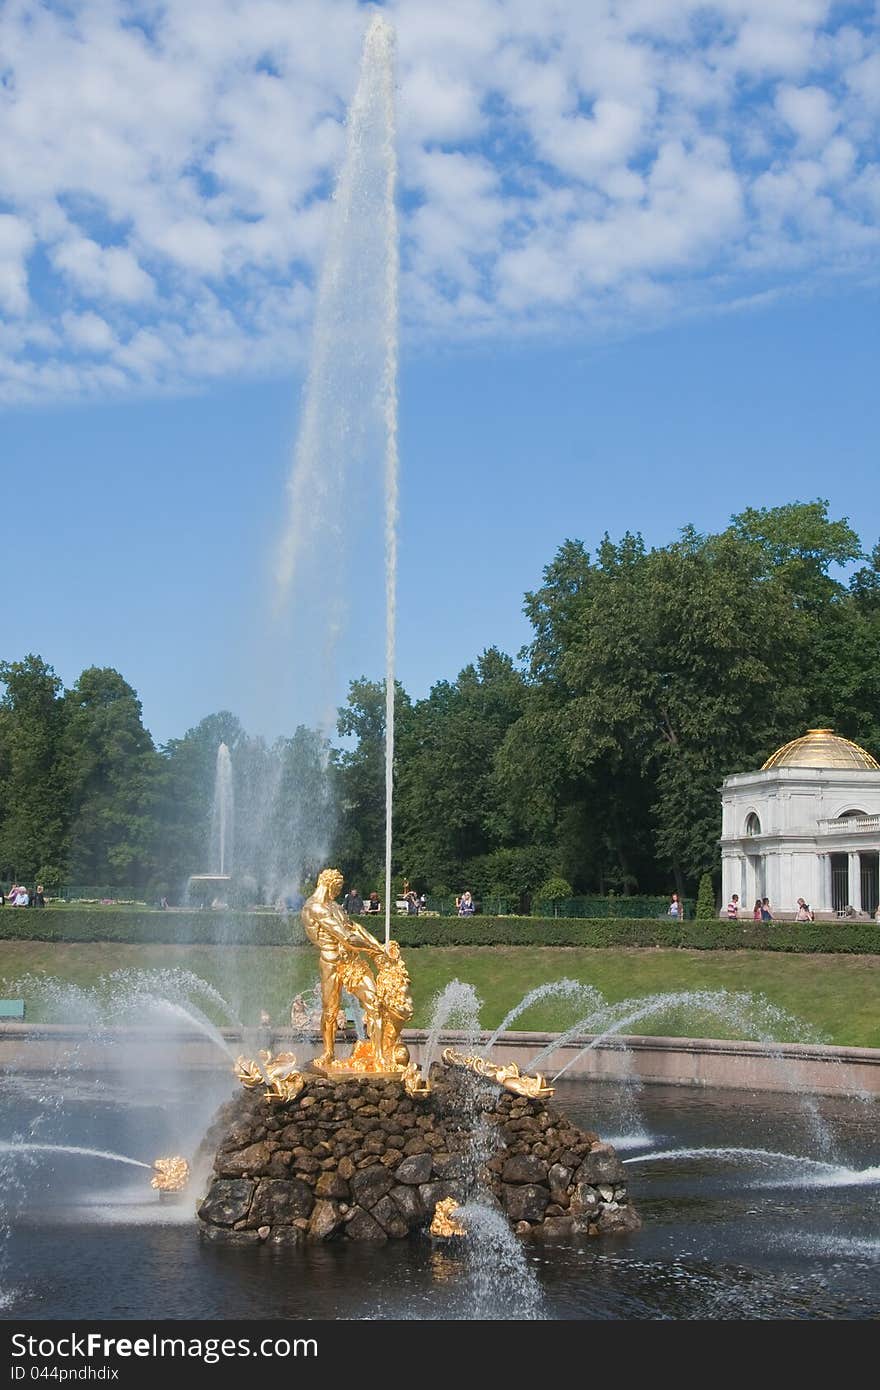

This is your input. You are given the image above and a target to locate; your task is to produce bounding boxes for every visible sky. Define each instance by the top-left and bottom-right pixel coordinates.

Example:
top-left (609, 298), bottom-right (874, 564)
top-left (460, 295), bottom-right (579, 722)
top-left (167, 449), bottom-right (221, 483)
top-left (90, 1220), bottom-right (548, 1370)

top-left (1, 0), bottom-right (878, 746)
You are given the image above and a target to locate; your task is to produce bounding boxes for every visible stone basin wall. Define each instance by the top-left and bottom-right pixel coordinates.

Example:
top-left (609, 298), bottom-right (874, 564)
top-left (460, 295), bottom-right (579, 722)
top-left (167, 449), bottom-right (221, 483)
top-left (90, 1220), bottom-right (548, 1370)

top-left (197, 1070), bottom-right (640, 1245)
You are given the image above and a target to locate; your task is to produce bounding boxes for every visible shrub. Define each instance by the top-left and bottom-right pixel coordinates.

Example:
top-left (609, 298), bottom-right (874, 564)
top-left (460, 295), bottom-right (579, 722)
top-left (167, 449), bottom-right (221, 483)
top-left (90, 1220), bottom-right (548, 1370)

top-left (696, 874), bottom-right (716, 920)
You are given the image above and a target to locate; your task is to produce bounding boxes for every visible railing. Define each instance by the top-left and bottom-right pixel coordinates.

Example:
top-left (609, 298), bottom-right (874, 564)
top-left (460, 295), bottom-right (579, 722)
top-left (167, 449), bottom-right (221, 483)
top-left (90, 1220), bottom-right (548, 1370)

top-left (817, 816), bottom-right (880, 834)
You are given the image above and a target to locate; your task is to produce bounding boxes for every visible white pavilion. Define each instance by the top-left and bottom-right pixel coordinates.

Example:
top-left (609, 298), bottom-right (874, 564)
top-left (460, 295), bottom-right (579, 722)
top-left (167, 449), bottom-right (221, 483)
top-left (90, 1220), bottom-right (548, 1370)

top-left (720, 728), bottom-right (880, 918)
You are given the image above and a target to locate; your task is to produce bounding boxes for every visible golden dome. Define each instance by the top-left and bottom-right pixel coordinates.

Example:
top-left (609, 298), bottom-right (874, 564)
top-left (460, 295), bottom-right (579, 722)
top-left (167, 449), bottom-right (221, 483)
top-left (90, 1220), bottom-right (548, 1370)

top-left (762, 729), bottom-right (880, 772)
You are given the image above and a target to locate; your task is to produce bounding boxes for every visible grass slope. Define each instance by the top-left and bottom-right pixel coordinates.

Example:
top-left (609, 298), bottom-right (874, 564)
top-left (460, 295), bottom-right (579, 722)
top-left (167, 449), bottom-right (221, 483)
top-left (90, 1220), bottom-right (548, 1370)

top-left (0, 942), bottom-right (877, 1047)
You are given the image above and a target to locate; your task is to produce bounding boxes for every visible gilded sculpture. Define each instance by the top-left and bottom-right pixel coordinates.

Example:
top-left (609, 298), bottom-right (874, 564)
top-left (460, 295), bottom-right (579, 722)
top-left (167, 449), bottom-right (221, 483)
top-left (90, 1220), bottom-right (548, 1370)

top-left (234, 1050), bottom-right (306, 1103)
top-left (301, 867), bottom-right (415, 1074)
top-left (429, 1197), bottom-right (467, 1237)
top-left (151, 1156), bottom-right (190, 1193)
top-left (441, 1047), bottom-right (555, 1099)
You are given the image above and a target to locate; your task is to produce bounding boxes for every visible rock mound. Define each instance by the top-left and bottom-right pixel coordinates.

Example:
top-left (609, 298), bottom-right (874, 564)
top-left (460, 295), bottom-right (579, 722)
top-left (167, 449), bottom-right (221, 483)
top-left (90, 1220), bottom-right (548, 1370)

top-left (197, 1070), bottom-right (640, 1244)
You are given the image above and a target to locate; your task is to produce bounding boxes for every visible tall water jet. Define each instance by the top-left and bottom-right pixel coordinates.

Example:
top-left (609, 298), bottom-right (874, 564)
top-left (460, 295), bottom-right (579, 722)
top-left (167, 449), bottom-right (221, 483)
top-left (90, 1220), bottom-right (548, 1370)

top-left (211, 742), bottom-right (234, 877)
top-left (275, 14), bottom-right (399, 944)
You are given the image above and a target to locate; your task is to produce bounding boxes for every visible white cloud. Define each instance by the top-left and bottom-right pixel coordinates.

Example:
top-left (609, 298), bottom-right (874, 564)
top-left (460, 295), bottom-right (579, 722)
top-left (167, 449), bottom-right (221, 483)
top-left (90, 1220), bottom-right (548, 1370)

top-left (52, 238), bottom-right (154, 303)
top-left (62, 310), bottom-right (116, 353)
top-left (0, 213), bottom-right (33, 315)
top-left (0, 0), bottom-right (876, 402)
top-left (776, 84), bottom-right (839, 148)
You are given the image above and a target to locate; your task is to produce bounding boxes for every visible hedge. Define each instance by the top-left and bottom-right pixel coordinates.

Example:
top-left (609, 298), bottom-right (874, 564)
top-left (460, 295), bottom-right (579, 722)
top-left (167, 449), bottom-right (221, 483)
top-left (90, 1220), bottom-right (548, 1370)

top-left (0, 908), bottom-right (877, 953)
top-left (0, 909), bottom-right (302, 946)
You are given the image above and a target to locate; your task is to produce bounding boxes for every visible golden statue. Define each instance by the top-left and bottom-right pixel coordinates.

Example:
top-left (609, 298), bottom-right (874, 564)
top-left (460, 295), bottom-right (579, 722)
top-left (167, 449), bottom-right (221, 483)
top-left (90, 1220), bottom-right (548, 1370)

top-left (429, 1197), bottom-right (467, 1238)
top-left (234, 1050), bottom-right (305, 1104)
top-left (441, 1047), bottom-right (555, 1099)
top-left (151, 1156), bottom-right (190, 1193)
top-left (301, 868), bottom-right (415, 1074)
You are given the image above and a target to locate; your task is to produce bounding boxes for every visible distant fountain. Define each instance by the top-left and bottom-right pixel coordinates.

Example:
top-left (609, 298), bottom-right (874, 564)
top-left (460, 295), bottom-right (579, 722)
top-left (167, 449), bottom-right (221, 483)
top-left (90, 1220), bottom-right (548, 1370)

top-left (211, 743), bottom-right (234, 878)
top-left (189, 742), bottom-right (235, 906)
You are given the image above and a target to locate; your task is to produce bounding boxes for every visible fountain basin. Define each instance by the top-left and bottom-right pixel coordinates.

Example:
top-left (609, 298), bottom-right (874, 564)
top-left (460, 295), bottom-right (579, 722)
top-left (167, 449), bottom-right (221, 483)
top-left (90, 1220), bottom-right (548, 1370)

top-left (2, 1024), bottom-right (878, 1095)
top-left (2, 1070), bottom-right (877, 1319)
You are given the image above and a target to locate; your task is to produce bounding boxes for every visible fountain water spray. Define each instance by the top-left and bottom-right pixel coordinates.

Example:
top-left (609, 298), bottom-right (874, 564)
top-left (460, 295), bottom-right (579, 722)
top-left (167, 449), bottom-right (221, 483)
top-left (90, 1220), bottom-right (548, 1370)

top-left (481, 978), bottom-right (602, 1056)
top-left (211, 742), bottom-right (234, 877)
top-left (275, 15), bottom-right (399, 943)
top-left (420, 981), bottom-right (483, 1077)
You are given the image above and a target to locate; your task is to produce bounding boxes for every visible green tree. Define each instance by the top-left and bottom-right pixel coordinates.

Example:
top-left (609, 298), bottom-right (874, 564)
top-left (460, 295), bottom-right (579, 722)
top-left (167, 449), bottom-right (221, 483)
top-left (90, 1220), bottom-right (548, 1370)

top-left (0, 654), bottom-right (70, 883)
top-left (510, 505), bottom-right (859, 895)
top-left (62, 667), bottom-right (161, 887)
top-left (394, 649), bottom-right (528, 891)
top-left (333, 679), bottom-right (412, 890)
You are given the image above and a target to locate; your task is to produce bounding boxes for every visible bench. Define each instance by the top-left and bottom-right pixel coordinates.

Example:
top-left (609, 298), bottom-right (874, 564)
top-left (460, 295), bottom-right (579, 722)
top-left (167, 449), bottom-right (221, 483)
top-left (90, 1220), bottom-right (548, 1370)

top-left (0, 1000), bottom-right (25, 1020)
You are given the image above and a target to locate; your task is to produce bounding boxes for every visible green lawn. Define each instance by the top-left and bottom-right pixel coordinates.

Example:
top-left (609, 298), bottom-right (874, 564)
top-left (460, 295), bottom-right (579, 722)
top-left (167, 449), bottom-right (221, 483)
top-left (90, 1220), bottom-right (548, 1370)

top-left (1, 942), bottom-right (877, 1047)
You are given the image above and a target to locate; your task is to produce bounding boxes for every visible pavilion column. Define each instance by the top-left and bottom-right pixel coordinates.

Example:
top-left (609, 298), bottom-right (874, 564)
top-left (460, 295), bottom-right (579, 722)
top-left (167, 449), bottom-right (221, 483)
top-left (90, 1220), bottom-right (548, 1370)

top-left (817, 854), bottom-right (830, 912)
top-left (847, 851), bottom-right (862, 911)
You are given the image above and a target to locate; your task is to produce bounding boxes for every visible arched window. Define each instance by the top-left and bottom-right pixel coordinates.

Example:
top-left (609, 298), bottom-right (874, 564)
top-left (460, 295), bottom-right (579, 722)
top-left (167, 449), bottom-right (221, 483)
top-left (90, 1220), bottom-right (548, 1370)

top-left (745, 812), bottom-right (761, 836)
top-left (837, 809), bottom-right (868, 821)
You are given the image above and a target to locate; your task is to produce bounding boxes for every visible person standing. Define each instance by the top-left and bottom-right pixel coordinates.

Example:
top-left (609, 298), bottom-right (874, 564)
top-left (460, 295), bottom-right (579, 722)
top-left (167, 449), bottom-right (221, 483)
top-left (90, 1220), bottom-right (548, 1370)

top-left (752, 898), bottom-right (763, 921)
top-left (668, 893), bottom-right (682, 919)
top-left (458, 891), bottom-right (475, 916)
top-left (795, 897), bottom-right (814, 922)
top-left (760, 898), bottom-right (773, 922)
top-left (726, 893), bottom-right (739, 920)
top-left (343, 886), bottom-right (364, 916)
top-left (365, 891), bottom-right (381, 914)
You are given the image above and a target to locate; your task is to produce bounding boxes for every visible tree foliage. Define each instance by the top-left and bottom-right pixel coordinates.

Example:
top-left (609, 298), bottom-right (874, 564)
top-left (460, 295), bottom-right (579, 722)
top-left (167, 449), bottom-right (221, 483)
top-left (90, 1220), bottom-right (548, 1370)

top-left (0, 499), bottom-right (875, 903)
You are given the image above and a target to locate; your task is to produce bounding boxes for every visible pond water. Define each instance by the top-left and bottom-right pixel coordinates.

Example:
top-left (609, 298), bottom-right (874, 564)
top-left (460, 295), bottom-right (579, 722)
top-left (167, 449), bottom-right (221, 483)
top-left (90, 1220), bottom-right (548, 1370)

top-left (1, 1070), bottom-right (877, 1321)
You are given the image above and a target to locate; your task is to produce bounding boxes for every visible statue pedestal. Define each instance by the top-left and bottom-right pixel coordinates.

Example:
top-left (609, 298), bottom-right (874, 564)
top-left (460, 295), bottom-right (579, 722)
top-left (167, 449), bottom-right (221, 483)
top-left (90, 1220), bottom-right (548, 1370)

top-left (308, 1058), bottom-right (405, 1081)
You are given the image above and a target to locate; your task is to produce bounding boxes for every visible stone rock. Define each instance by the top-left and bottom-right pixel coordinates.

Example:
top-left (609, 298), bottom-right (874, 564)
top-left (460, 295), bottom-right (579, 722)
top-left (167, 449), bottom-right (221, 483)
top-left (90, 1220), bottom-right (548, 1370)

top-left (418, 1180), bottom-right (459, 1212)
top-left (541, 1216), bottom-right (574, 1239)
top-left (337, 1156), bottom-right (356, 1180)
top-left (218, 1142), bottom-right (274, 1178)
top-left (315, 1171), bottom-right (351, 1201)
top-left (371, 1194), bottom-right (410, 1239)
top-left (350, 1166), bottom-right (395, 1209)
top-left (199, 1179), bottom-right (255, 1226)
top-left (595, 1204), bottom-right (641, 1235)
top-left (394, 1152), bottom-right (433, 1185)
top-left (432, 1152), bottom-right (467, 1179)
top-left (502, 1184), bottom-right (551, 1223)
top-left (251, 1178), bottom-right (315, 1226)
top-left (574, 1143), bottom-right (625, 1185)
top-left (270, 1226), bottom-right (304, 1246)
top-left (501, 1154), bottom-right (549, 1184)
top-left (558, 1149), bottom-right (583, 1169)
top-left (402, 1136), bottom-right (431, 1156)
top-left (293, 1155), bottom-right (321, 1175)
top-left (257, 1226), bottom-right (270, 1240)
top-left (548, 1162), bottom-right (571, 1194)
top-left (569, 1183), bottom-right (599, 1214)
top-left (344, 1206), bottom-right (388, 1242)
top-left (269, 1150), bottom-right (297, 1177)
top-left (389, 1184), bottom-right (422, 1225)
top-left (308, 1199), bottom-right (344, 1240)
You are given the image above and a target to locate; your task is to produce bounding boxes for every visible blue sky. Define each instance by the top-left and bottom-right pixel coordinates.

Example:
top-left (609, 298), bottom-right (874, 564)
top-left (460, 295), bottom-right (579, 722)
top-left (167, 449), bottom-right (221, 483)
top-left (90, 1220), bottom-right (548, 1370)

top-left (1, 1), bottom-right (878, 744)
